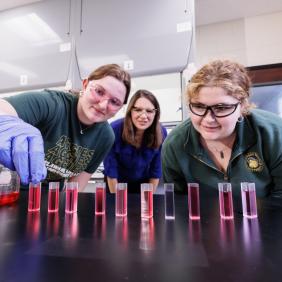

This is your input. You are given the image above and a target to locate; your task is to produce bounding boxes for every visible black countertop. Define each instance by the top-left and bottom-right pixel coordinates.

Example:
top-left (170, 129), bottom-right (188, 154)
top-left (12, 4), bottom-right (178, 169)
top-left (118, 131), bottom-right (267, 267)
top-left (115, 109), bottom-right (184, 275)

top-left (0, 190), bottom-right (282, 282)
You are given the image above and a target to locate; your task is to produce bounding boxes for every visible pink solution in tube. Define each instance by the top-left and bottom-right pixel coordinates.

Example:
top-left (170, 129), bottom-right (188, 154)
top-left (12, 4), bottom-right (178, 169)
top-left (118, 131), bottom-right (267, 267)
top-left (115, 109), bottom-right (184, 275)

top-left (141, 184), bottom-right (153, 218)
top-left (65, 182), bottom-right (78, 213)
top-left (218, 183), bottom-right (234, 219)
top-left (116, 183), bottom-right (127, 217)
top-left (95, 183), bottom-right (106, 215)
top-left (28, 183), bottom-right (41, 212)
top-left (241, 182), bottom-right (257, 218)
top-left (188, 183), bottom-right (200, 220)
top-left (48, 182), bottom-right (60, 213)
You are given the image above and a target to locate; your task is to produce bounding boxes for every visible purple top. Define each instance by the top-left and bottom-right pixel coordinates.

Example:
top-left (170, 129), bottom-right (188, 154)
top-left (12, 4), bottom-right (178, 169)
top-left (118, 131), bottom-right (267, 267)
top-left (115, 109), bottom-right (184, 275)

top-left (103, 118), bottom-right (167, 182)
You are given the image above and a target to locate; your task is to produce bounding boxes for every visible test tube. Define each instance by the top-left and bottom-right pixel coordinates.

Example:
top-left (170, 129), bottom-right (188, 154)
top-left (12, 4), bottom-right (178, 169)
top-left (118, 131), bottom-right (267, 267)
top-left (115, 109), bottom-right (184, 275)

top-left (48, 182), bottom-right (60, 212)
top-left (116, 183), bottom-right (127, 217)
top-left (218, 183), bottom-right (234, 219)
top-left (188, 183), bottom-right (200, 220)
top-left (65, 182), bottom-right (78, 213)
top-left (241, 182), bottom-right (257, 218)
top-left (164, 183), bottom-right (175, 220)
top-left (28, 182), bottom-right (41, 212)
top-left (141, 183), bottom-right (153, 218)
top-left (95, 182), bottom-right (106, 215)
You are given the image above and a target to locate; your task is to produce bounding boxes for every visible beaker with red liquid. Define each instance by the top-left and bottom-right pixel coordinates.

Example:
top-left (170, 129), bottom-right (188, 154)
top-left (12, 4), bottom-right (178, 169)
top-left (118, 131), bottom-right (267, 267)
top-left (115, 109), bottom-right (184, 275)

top-left (0, 165), bottom-right (20, 206)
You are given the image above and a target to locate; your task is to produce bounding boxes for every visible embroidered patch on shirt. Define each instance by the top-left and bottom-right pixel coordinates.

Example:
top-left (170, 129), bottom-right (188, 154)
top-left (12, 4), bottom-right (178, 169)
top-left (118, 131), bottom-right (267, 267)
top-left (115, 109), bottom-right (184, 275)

top-left (245, 152), bottom-right (263, 172)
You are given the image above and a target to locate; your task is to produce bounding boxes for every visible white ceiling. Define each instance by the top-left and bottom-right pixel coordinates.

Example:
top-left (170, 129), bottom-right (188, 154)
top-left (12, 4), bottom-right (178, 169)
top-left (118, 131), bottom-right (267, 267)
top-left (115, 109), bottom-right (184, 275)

top-left (1, 0), bottom-right (282, 27)
top-left (195, 0), bottom-right (282, 26)
top-left (0, 0), bottom-right (42, 12)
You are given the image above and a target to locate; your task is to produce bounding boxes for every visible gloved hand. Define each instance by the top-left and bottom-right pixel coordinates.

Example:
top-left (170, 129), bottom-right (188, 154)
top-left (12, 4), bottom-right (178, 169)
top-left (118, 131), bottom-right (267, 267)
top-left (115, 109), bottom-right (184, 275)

top-left (0, 115), bottom-right (47, 184)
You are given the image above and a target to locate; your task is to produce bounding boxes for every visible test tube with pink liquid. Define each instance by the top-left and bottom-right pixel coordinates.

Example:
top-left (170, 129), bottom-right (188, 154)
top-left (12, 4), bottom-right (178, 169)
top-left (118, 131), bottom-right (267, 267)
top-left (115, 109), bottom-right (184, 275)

top-left (28, 182), bottom-right (41, 212)
top-left (48, 182), bottom-right (60, 212)
top-left (141, 183), bottom-right (153, 218)
top-left (188, 183), bottom-right (200, 220)
top-left (95, 182), bottom-right (106, 215)
top-left (218, 183), bottom-right (234, 219)
top-left (241, 182), bottom-right (257, 218)
top-left (116, 183), bottom-right (127, 217)
top-left (65, 182), bottom-right (78, 213)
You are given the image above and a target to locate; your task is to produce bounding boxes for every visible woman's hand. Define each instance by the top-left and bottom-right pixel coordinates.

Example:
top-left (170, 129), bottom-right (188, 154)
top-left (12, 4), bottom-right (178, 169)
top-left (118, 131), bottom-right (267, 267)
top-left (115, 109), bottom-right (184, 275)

top-left (149, 178), bottom-right (159, 192)
top-left (0, 115), bottom-right (47, 184)
top-left (107, 177), bottom-right (118, 193)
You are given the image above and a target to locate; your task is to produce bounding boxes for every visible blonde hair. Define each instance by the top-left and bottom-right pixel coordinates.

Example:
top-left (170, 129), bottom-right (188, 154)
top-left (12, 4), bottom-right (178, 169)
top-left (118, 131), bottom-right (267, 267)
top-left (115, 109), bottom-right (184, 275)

top-left (187, 59), bottom-right (254, 115)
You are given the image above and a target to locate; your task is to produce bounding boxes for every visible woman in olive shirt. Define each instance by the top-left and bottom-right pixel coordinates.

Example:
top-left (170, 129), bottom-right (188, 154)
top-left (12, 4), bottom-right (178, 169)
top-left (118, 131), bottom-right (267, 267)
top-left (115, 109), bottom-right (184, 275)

top-left (162, 59), bottom-right (282, 198)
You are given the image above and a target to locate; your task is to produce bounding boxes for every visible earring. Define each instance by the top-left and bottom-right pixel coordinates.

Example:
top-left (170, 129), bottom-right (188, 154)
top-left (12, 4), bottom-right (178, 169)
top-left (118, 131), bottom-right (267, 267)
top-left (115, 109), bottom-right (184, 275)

top-left (237, 116), bottom-right (244, 123)
top-left (79, 91), bottom-right (83, 97)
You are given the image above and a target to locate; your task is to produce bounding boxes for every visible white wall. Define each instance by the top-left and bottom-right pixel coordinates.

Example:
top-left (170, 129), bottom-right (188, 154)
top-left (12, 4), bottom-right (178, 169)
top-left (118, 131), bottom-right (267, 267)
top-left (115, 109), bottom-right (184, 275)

top-left (195, 11), bottom-right (282, 67)
top-left (245, 11), bottom-right (282, 66)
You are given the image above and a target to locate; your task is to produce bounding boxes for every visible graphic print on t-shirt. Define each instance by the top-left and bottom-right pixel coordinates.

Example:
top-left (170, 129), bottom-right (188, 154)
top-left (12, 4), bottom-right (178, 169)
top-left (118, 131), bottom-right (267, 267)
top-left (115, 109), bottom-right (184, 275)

top-left (45, 136), bottom-right (94, 180)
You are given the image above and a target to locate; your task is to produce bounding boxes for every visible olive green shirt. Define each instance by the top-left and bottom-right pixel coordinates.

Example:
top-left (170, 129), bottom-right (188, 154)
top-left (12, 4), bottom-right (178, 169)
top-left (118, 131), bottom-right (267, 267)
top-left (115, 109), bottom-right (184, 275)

top-left (162, 109), bottom-right (282, 198)
top-left (5, 90), bottom-right (114, 183)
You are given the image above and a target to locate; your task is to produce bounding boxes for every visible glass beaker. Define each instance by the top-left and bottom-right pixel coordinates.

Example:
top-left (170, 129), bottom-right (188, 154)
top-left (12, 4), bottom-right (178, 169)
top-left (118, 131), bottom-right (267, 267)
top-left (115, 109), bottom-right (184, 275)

top-left (0, 165), bottom-right (20, 206)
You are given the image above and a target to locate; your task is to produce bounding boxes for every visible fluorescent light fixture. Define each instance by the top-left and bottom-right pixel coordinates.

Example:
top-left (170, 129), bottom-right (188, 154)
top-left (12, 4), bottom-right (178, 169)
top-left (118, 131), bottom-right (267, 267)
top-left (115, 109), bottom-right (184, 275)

top-left (4, 13), bottom-right (61, 46)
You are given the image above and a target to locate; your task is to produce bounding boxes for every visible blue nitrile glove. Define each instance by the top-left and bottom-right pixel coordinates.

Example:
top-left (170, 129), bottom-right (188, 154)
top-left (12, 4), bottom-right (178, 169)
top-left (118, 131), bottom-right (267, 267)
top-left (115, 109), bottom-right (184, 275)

top-left (0, 115), bottom-right (47, 184)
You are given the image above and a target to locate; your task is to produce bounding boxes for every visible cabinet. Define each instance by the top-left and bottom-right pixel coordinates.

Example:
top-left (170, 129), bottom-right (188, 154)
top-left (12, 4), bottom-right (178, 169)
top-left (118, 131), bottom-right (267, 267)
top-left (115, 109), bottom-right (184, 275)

top-left (0, 0), bottom-right (195, 97)
top-left (0, 0), bottom-right (71, 93)
top-left (77, 0), bottom-right (193, 78)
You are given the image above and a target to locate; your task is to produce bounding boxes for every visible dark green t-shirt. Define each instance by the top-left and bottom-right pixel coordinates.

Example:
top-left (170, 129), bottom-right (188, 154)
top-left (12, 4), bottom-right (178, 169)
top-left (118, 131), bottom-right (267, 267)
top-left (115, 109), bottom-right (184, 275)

top-left (5, 89), bottom-right (114, 182)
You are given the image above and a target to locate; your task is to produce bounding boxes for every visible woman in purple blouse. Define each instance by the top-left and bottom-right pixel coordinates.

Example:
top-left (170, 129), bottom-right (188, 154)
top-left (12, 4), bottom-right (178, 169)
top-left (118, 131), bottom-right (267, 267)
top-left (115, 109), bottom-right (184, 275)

top-left (103, 89), bottom-right (167, 193)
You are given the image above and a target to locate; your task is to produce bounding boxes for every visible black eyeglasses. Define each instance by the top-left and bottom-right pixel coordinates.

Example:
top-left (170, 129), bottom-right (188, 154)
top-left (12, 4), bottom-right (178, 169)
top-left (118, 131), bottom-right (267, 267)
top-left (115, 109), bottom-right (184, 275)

top-left (189, 102), bottom-right (240, 118)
